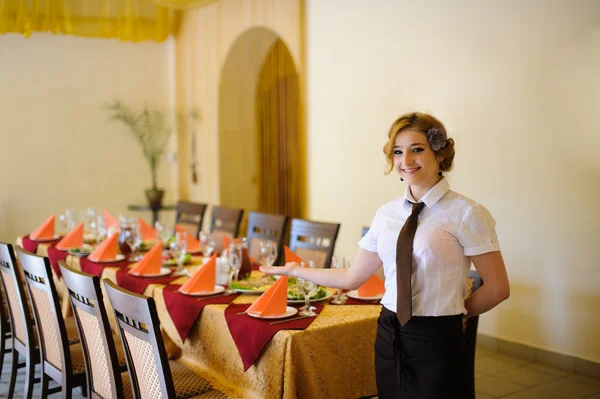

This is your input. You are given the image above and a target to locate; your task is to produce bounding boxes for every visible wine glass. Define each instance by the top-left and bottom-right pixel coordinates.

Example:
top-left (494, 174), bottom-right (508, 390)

top-left (125, 224), bottom-right (143, 261)
top-left (330, 256), bottom-right (349, 304)
top-left (59, 208), bottom-right (76, 233)
top-left (169, 232), bottom-right (188, 276)
top-left (227, 243), bottom-right (243, 284)
top-left (297, 261), bottom-right (318, 316)
top-left (258, 240), bottom-right (278, 267)
top-left (199, 232), bottom-right (216, 257)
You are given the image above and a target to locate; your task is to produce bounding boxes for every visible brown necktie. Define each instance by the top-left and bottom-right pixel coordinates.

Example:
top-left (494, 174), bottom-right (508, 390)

top-left (396, 201), bottom-right (425, 326)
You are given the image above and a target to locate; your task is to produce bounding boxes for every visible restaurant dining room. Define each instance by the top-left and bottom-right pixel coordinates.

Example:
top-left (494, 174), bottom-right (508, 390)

top-left (0, 0), bottom-right (599, 398)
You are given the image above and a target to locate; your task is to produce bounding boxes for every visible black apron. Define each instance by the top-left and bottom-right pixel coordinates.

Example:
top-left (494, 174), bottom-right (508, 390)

top-left (374, 306), bottom-right (474, 399)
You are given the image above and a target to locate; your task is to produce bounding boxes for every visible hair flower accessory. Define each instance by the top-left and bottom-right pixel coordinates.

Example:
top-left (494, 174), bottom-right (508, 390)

top-left (427, 127), bottom-right (448, 151)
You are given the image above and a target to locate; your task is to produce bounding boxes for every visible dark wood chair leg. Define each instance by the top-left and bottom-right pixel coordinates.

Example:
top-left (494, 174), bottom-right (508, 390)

top-left (7, 348), bottom-right (18, 399)
top-left (23, 352), bottom-right (35, 399)
top-left (0, 333), bottom-right (6, 378)
top-left (40, 369), bottom-right (50, 399)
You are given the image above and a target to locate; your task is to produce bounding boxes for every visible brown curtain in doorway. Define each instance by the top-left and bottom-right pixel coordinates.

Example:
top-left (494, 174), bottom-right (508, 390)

top-left (256, 39), bottom-right (301, 218)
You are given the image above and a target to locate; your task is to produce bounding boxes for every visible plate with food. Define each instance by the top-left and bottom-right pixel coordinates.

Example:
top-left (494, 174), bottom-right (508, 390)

top-left (179, 285), bottom-right (225, 296)
top-left (162, 253), bottom-right (192, 266)
top-left (287, 285), bottom-right (332, 303)
top-left (32, 234), bottom-right (60, 242)
top-left (230, 275), bottom-right (275, 294)
top-left (89, 254), bottom-right (127, 263)
top-left (68, 245), bottom-right (94, 257)
top-left (130, 267), bottom-right (172, 278)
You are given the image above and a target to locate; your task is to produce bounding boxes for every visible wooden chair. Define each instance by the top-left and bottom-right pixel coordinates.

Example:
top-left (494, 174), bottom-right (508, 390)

top-left (0, 242), bottom-right (41, 399)
top-left (16, 247), bottom-right (87, 398)
top-left (209, 206), bottom-right (244, 253)
top-left (245, 211), bottom-right (289, 265)
top-left (288, 218), bottom-right (341, 268)
top-left (174, 200), bottom-right (208, 238)
top-left (103, 279), bottom-right (230, 398)
top-left (59, 261), bottom-right (132, 399)
top-left (0, 276), bottom-right (12, 378)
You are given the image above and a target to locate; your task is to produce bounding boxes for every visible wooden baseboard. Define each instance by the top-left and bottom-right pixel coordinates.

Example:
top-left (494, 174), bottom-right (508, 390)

top-left (477, 333), bottom-right (600, 380)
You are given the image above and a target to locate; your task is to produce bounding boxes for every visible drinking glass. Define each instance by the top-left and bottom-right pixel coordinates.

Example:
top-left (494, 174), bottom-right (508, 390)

top-left (227, 243), bottom-right (243, 283)
top-left (59, 208), bottom-right (76, 232)
top-left (297, 261), bottom-right (318, 316)
top-left (258, 240), bottom-right (278, 267)
top-left (330, 256), bottom-right (349, 304)
top-left (198, 232), bottom-right (216, 257)
top-left (169, 232), bottom-right (188, 276)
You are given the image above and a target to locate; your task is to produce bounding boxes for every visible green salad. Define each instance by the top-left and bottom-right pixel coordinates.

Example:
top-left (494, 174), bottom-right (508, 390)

top-left (287, 285), bottom-right (328, 300)
top-left (163, 253), bottom-right (192, 265)
top-left (69, 247), bottom-right (92, 254)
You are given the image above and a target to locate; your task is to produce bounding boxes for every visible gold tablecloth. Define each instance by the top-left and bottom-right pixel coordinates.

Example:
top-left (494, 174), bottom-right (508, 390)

top-left (153, 284), bottom-right (380, 399)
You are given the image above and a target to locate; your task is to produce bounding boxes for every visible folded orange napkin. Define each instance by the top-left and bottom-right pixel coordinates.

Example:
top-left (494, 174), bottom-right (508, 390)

top-left (104, 210), bottom-right (119, 230)
top-left (175, 225), bottom-right (201, 252)
top-left (129, 242), bottom-right (162, 276)
top-left (246, 276), bottom-right (288, 317)
top-left (284, 245), bottom-right (304, 264)
top-left (30, 215), bottom-right (56, 240)
top-left (179, 254), bottom-right (217, 293)
top-left (56, 222), bottom-right (84, 250)
top-left (88, 233), bottom-right (118, 262)
top-left (138, 218), bottom-right (156, 240)
top-left (357, 274), bottom-right (385, 297)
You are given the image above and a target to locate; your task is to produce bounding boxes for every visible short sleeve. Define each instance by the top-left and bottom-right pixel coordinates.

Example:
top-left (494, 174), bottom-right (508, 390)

top-left (457, 203), bottom-right (501, 256)
top-left (358, 208), bottom-right (385, 253)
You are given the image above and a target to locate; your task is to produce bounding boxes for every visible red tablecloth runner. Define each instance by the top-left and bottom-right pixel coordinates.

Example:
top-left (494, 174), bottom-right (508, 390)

top-left (47, 246), bottom-right (69, 277)
top-left (224, 303), bottom-right (324, 371)
top-left (80, 257), bottom-right (131, 278)
top-left (21, 234), bottom-right (61, 254)
top-left (162, 285), bottom-right (239, 342)
top-left (116, 269), bottom-right (179, 295)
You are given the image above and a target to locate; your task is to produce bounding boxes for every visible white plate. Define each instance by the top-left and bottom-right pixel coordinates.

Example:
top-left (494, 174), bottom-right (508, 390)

top-left (232, 288), bottom-right (268, 295)
top-left (179, 285), bottom-right (225, 296)
top-left (89, 254), bottom-right (126, 263)
top-left (31, 234), bottom-right (60, 242)
top-left (67, 249), bottom-right (92, 257)
top-left (287, 291), bottom-right (333, 304)
top-left (130, 267), bottom-right (172, 277)
top-left (346, 290), bottom-right (384, 301)
top-left (187, 248), bottom-right (203, 255)
top-left (247, 306), bottom-right (298, 320)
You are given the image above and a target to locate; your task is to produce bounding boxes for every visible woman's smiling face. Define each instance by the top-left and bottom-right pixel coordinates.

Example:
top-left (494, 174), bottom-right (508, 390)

top-left (393, 129), bottom-right (441, 190)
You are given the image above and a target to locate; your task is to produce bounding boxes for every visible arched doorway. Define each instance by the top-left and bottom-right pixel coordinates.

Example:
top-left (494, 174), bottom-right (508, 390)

top-left (218, 27), bottom-right (302, 218)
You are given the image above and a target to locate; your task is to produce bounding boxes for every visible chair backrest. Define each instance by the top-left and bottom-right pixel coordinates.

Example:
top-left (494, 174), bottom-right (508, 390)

top-left (174, 200), bottom-right (208, 238)
top-left (209, 206), bottom-right (244, 238)
top-left (361, 226), bottom-right (369, 238)
top-left (288, 218), bottom-right (341, 268)
top-left (59, 261), bottom-right (125, 399)
top-left (0, 242), bottom-right (36, 354)
top-left (246, 212), bottom-right (289, 265)
top-left (103, 279), bottom-right (175, 399)
top-left (16, 247), bottom-right (73, 380)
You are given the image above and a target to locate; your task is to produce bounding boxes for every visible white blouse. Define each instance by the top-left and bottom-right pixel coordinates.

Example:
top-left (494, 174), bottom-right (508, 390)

top-left (358, 177), bottom-right (500, 316)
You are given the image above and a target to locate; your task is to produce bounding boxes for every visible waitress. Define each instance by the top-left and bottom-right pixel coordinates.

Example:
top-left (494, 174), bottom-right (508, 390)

top-left (260, 111), bottom-right (510, 398)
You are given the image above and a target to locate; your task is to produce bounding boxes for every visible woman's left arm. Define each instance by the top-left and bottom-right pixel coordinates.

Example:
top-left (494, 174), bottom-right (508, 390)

top-left (464, 251), bottom-right (510, 318)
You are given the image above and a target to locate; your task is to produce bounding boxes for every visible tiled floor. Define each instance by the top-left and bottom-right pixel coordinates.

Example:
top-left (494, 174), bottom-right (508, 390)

top-left (0, 345), bottom-right (598, 398)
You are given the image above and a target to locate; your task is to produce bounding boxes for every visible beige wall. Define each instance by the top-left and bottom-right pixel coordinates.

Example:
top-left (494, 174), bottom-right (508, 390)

top-left (0, 33), bottom-right (176, 241)
top-left (175, 0), bottom-right (303, 230)
top-left (305, 0), bottom-right (600, 361)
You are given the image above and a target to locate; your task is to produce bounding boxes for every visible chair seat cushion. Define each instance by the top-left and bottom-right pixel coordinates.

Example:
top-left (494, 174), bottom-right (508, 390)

top-left (169, 360), bottom-right (215, 399)
top-left (69, 343), bottom-right (87, 375)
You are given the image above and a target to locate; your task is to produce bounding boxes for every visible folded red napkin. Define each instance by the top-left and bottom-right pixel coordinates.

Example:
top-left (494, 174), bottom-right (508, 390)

top-left (104, 210), bottom-right (119, 230)
top-left (224, 303), bottom-right (323, 371)
top-left (357, 274), bottom-right (385, 297)
top-left (115, 269), bottom-right (179, 295)
top-left (47, 246), bottom-right (69, 278)
top-left (162, 285), bottom-right (239, 342)
top-left (21, 234), bottom-right (61, 254)
top-left (138, 218), bottom-right (157, 240)
top-left (179, 254), bottom-right (216, 294)
top-left (284, 245), bottom-right (304, 264)
top-left (80, 257), bottom-right (131, 278)
top-left (246, 276), bottom-right (288, 317)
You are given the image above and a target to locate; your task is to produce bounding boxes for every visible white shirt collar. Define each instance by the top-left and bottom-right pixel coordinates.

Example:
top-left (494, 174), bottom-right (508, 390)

top-left (403, 177), bottom-right (450, 207)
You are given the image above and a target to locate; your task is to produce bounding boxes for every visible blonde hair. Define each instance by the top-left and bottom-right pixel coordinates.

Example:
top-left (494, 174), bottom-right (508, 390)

top-left (382, 112), bottom-right (455, 174)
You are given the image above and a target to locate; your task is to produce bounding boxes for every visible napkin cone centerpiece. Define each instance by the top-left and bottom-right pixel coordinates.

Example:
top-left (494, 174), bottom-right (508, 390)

top-left (357, 274), bottom-right (385, 297)
top-left (129, 242), bottom-right (163, 276)
top-left (88, 233), bottom-right (119, 262)
top-left (138, 218), bottom-right (157, 240)
top-left (179, 254), bottom-right (217, 294)
top-left (284, 245), bottom-right (304, 264)
top-left (30, 215), bottom-right (56, 240)
top-left (246, 276), bottom-right (289, 317)
top-left (56, 222), bottom-right (84, 250)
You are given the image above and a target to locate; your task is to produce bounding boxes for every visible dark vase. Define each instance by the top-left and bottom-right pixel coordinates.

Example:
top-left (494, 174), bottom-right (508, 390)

top-left (145, 188), bottom-right (165, 209)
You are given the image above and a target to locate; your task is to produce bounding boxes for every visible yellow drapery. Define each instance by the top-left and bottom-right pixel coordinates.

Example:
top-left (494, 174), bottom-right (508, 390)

top-left (256, 38), bottom-right (302, 218)
top-left (148, 0), bottom-right (217, 10)
top-left (0, 0), bottom-right (187, 42)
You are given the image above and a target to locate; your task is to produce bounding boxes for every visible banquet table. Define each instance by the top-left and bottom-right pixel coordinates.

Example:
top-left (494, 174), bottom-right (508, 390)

top-left (14, 237), bottom-right (380, 399)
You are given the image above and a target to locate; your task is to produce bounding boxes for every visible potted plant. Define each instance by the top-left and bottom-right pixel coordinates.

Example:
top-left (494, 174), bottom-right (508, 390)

top-left (104, 100), bottom-right (174, 208)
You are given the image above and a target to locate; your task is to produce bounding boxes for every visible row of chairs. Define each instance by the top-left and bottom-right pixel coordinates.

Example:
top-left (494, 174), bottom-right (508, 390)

top-left (174, 201), bottom-right (341, 268)
top-left (0, 242), bottom-right (231, 398)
